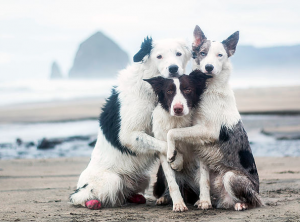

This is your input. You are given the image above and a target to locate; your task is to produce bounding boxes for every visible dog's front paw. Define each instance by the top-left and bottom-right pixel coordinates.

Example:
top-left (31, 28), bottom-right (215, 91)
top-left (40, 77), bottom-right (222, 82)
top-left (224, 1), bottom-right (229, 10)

top-left (194, 199), bottom-right (212, 210)
top-left (170, 152), bottom-right (183, 171)
top-left (167, 149), bottom-right (177, 163)
top-left (173, 200), bottom-right (188, 212)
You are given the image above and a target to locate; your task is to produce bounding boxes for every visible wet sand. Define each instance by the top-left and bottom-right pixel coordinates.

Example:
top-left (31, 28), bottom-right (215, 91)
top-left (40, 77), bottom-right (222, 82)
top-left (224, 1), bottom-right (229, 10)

top-left (0, 86), bottom-right (300, 123)
top-left (0, 157), bottom-right (300, 222)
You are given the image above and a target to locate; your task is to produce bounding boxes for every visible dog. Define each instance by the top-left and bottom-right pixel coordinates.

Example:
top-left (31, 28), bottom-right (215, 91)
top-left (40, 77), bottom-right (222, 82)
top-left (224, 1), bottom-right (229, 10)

top-left (166, 25), bottom-right (263, 211)
top-left (144, 70), bottom-right (212, 211)
top-left (69, 37), bottom-right (191, 209)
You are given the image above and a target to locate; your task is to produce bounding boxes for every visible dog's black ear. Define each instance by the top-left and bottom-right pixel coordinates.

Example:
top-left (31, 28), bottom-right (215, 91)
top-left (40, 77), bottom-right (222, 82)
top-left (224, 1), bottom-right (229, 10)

top-left (143, 76), bottom-right (165, 94)
top-left (189, 69), bottom-right (213, 80)
top-left (193, 25), bottom-right (207, 48)
top-left (133, 36), bottom-right (153, 62)
top-left (222, 31), bottom-right (239, 57)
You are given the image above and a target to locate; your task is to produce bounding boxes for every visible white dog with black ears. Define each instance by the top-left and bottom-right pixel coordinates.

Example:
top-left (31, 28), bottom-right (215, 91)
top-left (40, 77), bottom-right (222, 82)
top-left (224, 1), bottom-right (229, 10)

top-left (69, 37), bottom-right (191, 210)
top-left (167, 26), bottom-right (263, 211)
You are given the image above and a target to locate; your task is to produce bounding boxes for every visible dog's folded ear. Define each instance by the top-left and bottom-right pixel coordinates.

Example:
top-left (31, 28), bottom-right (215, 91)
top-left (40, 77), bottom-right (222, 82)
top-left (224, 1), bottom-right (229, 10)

top-left (193, 25), bottom-right (207, 48)
top-left (189, 69), bottom-right (213, 80)
top-left (143, 77), bottom-right (165, 94)
top-left (133, 36), bottom-right (153, 63)
top-left (222, 31), bottom-right (239, 57)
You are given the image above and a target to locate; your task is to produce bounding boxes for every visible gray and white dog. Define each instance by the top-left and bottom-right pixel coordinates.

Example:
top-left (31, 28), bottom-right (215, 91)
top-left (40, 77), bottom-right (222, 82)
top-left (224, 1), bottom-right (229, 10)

top-left (167, 25), bottom-right (263, 211)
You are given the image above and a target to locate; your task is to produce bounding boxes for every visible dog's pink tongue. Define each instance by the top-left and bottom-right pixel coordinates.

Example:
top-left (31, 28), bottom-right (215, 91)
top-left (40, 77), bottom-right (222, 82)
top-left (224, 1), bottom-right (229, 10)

top-left (85, 200), bottom-right (101, 210)
top-left (128, 194), bottom-right (146, 204)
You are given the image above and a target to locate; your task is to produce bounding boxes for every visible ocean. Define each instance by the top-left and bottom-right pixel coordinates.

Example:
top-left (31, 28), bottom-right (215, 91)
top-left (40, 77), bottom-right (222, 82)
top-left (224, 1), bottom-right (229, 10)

top-left (0, 79), bottom-right (116, 107)
top-left (0, 115), bottom-right (300, 159)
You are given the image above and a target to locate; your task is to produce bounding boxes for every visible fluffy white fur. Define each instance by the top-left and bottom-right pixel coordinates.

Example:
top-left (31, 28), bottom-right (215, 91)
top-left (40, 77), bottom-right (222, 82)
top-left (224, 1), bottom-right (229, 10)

top-left (70, 38), bottom-right (191, 208)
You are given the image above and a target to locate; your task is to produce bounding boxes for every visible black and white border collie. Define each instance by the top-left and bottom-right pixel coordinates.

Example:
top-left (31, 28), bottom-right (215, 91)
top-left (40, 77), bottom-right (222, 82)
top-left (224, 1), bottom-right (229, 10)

top-left (144, 70), bottom-right (212, 211)
top-left (166, 26), bottom-right (263, 211)
top-left (69, 37), bottom-right (191, 209)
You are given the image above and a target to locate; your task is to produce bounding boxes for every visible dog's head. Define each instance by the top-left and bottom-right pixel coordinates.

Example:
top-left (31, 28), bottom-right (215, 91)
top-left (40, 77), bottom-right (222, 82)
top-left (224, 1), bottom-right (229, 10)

top-left (134, 37), bottom-right (191, 78)
top-left (144, 70), bottom-right (212, 116)
top-left (192, 25), bottom-right (239, 76)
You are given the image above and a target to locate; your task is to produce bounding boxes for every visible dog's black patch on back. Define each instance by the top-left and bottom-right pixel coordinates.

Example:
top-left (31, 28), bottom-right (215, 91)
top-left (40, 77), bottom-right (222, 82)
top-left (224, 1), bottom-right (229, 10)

top-left (219, 125), bottom-right (230, 142)
top-left (239, 150), bottom-right (255, 170)
top-left (133, 36), bottom-right (153, 62)
top-left (99, 87), bottom-right (136, 155)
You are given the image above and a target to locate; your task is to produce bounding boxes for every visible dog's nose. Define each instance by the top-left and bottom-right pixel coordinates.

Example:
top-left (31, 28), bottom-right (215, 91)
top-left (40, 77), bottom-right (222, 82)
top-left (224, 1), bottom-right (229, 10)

top-left (173, 103), bottom-right (183, 115)
top-left (169, 65), bottom-right (179, 74)
top-left (205, 64), bottom-right (214, 72)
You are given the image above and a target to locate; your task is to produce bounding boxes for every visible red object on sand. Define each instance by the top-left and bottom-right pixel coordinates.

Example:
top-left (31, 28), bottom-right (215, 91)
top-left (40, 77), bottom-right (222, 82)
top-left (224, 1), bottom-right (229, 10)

top-left (128, 194), bottom-right (146, 204)
top-left (85, 200), bottom-right (101, 210)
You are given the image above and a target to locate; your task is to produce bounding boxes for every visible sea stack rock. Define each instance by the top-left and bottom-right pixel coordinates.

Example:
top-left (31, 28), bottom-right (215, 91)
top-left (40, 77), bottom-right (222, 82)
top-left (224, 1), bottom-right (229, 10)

top-left (50, 61), bottom-right (63, 79)
top-left (69, 31), bottom-right (129, 79)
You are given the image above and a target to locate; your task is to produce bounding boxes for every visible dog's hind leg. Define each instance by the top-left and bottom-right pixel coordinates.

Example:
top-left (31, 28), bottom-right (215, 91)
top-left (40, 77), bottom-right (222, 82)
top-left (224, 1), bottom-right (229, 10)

top-left (159, 154), bottom-right (188, 212)
top-left (156, 188), bottom-right (171, 205)
top-left (70, 165), bottom-right (125, 209)
top-left (216, 171), bottom-right (263, 210)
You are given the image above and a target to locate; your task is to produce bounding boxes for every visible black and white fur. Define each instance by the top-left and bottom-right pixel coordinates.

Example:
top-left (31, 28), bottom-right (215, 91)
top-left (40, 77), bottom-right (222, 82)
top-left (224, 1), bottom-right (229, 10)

top-left (69, 37), bottom-right (191, 208)
top-left (144, 71), bottom-right (212, 211)
top-left (167, 26), bottom-right (263, 210)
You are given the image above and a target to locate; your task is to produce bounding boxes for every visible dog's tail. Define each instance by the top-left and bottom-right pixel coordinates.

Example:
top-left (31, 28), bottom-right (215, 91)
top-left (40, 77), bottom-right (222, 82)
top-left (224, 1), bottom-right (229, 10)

top-left (153, 164), bottom-right (166, 198)
top-left (225, 172), bottom-right (264, 208)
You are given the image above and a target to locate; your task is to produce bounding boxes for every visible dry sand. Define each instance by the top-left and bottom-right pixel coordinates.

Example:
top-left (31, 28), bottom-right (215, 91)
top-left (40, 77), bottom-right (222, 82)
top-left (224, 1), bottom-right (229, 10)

top-left (235, 86), bottom-right (300, 113)
top-left (0, 98), bottom-right (104, 124)
top-left (0, 157), bottom-right (300, 222)
top-left (0, 86), bottom-right (300, 123)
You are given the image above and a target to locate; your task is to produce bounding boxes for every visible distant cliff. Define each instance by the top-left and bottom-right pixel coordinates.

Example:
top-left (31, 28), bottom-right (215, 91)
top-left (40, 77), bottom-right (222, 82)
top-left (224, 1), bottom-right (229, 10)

top-left (232, 44), bottom-right (300, 70)
top-left (50, 61), bottom-right (63, 79)
top-left (69, 32), bottom-right (129, 79)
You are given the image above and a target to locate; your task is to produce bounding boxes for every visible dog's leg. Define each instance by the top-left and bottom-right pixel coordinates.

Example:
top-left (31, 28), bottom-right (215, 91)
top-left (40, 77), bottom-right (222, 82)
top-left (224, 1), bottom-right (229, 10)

top-left (194, 160), bottom-right (212, 210)
top-left (122, 131), bottom-right (168, 155)
top-left (159, 154), bottom-right (188, 212)
top-left (69, 166), bottom-right (125, 209)
top-left (167, 125), bottom-right (217, 162)
top-left (217, 171), bottom-right (263, 210)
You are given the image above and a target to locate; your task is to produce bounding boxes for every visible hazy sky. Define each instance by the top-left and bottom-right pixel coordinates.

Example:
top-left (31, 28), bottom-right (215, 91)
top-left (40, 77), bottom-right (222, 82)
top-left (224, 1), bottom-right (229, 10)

top-left (0, 0), bottom-right (299, 81)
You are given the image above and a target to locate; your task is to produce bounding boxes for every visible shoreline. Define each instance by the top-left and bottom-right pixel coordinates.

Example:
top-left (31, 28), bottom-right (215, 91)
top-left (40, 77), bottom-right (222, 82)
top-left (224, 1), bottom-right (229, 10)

top-left (0, 85), bottom-right (300, 124)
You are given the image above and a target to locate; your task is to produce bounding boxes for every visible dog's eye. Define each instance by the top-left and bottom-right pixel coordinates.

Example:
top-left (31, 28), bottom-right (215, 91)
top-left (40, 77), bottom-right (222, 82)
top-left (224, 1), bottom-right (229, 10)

top-left (184, 89), bottom-right (191, 94)
top-left (218, 54), bottom-right (223, 57)
top-left (167, 90), bottom-right (174, 95)
top-left (200, 52), bottom-right (206, 56)
top-left (157, 55), bottom-right (162, 59)
top-left (176, 52), bottom-right (182, 56)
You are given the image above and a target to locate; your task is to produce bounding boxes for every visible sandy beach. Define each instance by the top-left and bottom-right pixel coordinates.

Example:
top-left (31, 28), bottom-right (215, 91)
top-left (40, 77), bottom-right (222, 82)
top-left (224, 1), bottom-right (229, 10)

top-left (0, 157), bottom-right (299, 222)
